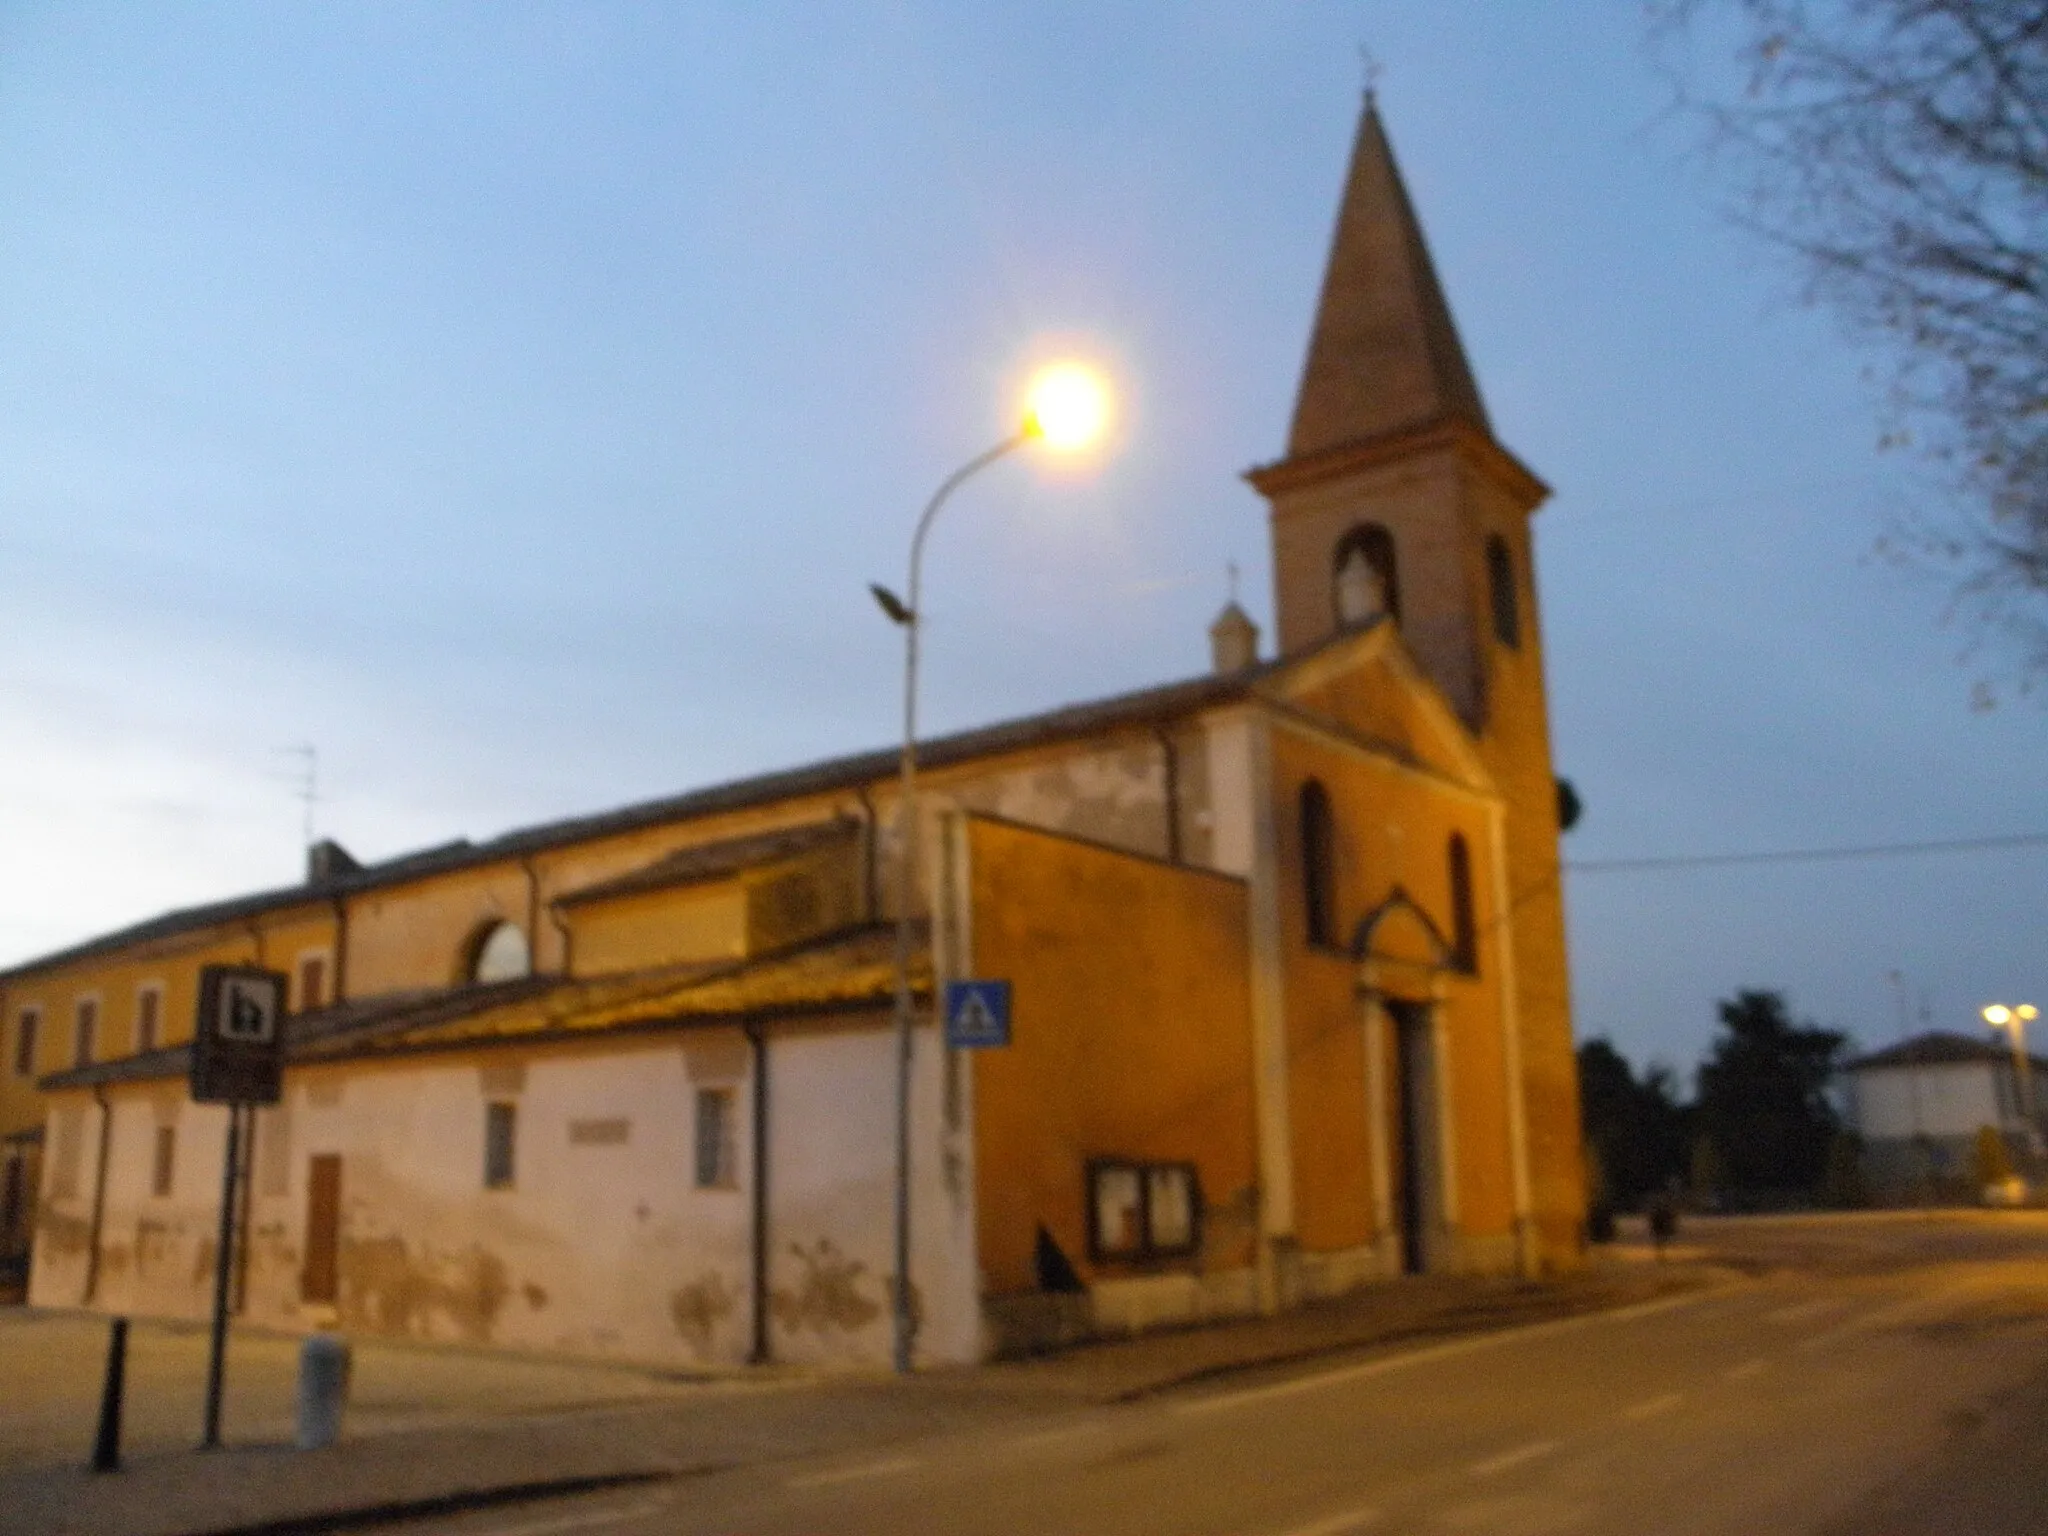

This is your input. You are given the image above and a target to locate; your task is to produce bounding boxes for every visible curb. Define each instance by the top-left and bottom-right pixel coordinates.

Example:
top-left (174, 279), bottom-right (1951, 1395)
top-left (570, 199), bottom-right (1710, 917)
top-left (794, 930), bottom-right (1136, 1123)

top-left (171, 1469), bottom-right (685, 1536)
top-left (1100, 1267), bottom-right (1736, 1404)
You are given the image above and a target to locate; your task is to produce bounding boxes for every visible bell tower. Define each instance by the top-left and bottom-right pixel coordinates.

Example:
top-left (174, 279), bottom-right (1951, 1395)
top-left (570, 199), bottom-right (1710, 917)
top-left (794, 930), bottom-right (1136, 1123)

top-left (1248, 97), bottom-right (1585, 1266)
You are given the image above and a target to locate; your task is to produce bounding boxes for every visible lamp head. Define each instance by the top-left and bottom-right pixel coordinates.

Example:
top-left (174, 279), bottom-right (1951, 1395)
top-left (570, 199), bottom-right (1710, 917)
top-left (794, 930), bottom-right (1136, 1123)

top-left (1985, 1004), bottom-right (2014, 1027)
top-left (1021, 362), bottom-right (1111, 453)
top-left (2021, 1004), bottom-right (2040, 1022)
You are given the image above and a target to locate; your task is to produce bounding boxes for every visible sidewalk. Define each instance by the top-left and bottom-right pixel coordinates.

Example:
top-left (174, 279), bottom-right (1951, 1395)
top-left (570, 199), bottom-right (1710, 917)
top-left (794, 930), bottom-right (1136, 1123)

top-left (0, 1246), bottom-right (1730, 1536)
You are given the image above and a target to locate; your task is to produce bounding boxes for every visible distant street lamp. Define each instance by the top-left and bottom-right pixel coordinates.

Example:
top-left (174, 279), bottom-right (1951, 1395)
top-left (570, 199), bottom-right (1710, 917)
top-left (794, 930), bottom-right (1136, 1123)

top-left (1983, 1002), bottom-right (2040, 1130)
top-left (870, 361), bottom-right (1111, 1374)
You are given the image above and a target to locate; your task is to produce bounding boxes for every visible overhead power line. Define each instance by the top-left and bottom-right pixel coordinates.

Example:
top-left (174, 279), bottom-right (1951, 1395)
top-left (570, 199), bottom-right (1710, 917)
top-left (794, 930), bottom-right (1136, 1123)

top-left (1566, 831), bottom-right (2048, 875)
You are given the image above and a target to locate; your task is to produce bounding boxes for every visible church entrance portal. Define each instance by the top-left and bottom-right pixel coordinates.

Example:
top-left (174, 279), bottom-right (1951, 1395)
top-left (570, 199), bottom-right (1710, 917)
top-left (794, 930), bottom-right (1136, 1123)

top-left (1385, 998), bottom-right (1440, 1275)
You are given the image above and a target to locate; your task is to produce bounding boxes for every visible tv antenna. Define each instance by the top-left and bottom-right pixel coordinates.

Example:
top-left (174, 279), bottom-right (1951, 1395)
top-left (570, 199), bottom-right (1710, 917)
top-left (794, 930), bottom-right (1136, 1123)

top-left (276, 744), bottom-right (318, 851)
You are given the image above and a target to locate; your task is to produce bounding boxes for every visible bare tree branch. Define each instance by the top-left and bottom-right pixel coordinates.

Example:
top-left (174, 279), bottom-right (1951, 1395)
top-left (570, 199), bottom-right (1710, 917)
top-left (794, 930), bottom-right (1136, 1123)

top-left (1649, 0), bottom-right (2048, 687)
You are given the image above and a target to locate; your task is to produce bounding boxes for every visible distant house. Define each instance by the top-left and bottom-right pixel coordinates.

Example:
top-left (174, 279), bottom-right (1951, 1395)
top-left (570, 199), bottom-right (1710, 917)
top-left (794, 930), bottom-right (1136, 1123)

top-left (1842, 1033), bottom-right (2043, 1203)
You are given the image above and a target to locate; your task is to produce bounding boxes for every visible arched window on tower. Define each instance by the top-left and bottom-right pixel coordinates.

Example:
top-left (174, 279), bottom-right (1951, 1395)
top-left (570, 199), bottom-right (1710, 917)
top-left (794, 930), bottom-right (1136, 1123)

top-left (1333, 524), bottom-right (1401, 629)
top-left (1447, 833), bottom-right (1477, 974)
top-left (1300, 780), bottom-right (1337, 949)
top-left (1486, 534), bottom-right (1520, 649)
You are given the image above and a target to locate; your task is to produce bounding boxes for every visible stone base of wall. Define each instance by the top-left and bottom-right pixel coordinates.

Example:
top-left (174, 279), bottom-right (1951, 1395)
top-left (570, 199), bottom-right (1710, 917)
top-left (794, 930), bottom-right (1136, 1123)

top-left (981, 1267), bottom-right (1263, 1358)
top-left (982, 1226), bottom-right (1529, 1359)
top-left (1297, 1238), bottom-right (1399, 1300)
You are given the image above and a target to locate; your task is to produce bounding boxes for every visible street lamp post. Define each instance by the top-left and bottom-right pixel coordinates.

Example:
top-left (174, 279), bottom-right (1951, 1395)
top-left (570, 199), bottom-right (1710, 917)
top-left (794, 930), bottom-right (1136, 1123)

top-left (1984, 1002), bottom-right (2041, 1135)
top-left (871, 363), bottom-right (1109, 1374)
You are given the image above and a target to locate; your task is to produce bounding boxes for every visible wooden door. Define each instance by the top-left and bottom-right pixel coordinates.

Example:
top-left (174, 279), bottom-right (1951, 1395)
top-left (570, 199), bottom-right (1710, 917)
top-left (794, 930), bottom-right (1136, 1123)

top-left (1386, 1000), bottom-right (1435, 1276)
top-left (302, 1154), bottom-right (342, 1304)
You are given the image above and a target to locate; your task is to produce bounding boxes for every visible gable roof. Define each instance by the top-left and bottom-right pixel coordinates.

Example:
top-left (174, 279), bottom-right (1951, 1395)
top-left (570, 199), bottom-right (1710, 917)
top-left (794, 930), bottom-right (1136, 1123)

top-left (557, 817), bottom-right (861, 907)
top-left (1, 617), bottom-right (1468, 983)
top-left (1846, 1031), bottom-right (2048, 1072)
top-left (1286, 99), bottom-right (1490, 460)
top-left (39, 924), bottom-right (920, 1089)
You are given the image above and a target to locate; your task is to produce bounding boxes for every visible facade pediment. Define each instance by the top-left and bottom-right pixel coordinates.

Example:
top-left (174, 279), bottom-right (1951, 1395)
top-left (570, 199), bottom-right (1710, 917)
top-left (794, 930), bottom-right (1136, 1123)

top-left (1258, 622), bottom-right (1494, 799)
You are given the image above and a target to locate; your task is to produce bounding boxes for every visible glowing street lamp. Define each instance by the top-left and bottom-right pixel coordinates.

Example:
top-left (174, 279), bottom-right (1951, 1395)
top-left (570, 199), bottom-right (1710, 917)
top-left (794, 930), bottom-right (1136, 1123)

top-left (871, 360), bottom-right (1112, 1374)
top-left (1983, 1002), bottom-right (2040, 1129)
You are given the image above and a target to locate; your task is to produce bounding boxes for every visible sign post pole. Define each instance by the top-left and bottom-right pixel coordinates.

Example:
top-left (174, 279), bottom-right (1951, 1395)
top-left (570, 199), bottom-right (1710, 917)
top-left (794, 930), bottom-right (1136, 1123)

top-left (200, 1104), bottom-right (243, 1450)
top-left (189, 965), bottom-right (286, 1453)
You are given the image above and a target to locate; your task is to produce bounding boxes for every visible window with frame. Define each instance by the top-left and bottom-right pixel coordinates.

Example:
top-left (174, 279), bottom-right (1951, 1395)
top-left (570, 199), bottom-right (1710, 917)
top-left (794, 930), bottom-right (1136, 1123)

top-left (296, 954), bottom-right (328, 1012)
top-left (73, 998), bottom-right (98, 1068)
top-left (1299, 779), bottom-right (1338, 949)
top-left (1086, 1158), bottom-right (1202, 1263)
top-left (12, 1007), bottom-right (39, 1078)
top-left (151, 1125), bottom-right (177, 1198)
top-left (1448, 833), bottom-right (1477, 974)
top-left (483, 1101), bottom-right (517, 1190)
top-left (135, 985), bottom-right (163, 1054)
top-left (694, 1087), bottom-right (737, 1189)
top-left (1486, 534), bottom-right (1521, 649)
top-left (470, 922), bottom-right (532, 984)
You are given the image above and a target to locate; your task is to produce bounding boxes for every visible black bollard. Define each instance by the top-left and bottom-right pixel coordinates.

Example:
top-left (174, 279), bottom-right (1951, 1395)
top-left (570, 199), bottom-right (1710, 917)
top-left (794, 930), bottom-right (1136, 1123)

top-left (91, 1317), bottom-right (128, 1473)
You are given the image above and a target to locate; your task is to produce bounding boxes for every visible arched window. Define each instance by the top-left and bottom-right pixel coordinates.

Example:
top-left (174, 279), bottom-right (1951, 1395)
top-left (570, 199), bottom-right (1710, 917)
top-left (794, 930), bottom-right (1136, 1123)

top-left (1332, 524), bottom-right (1401, 629)
top-left (1300, 780), bottom-right (1337, 949)
top-left (1486, 534), bottom-right (1520, 649)
top-left (469, 921), bottom-right (532, 984)
top-left (1448, 834), bottom-right (1477, 974)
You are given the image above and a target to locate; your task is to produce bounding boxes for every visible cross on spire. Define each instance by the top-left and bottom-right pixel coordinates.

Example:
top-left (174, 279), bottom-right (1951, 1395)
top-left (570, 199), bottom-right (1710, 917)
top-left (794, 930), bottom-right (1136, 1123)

top-left (1359, 44), bottom-right (1383, 101)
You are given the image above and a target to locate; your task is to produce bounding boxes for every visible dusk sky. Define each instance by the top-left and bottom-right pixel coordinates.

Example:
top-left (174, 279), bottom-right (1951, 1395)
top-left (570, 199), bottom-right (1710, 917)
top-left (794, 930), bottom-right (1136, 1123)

top-left (2, 3), bottom-right (2042, 1081)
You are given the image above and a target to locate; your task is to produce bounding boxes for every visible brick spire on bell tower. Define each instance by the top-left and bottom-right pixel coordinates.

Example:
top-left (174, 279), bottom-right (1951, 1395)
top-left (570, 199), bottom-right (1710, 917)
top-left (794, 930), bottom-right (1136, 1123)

top-left (1285, 98), bottom-right (1491, 459)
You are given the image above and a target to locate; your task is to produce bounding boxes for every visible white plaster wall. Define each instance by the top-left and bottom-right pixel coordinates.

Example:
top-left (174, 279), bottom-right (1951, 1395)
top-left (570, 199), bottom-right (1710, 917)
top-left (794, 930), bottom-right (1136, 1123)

top-left (38, 1019), bottom-right (982, 1370)
top-left (83, 1095), bottom-right (232, 1322)
top-left (1851, 1065), bottom-right (2004, 1141)
top-left (762, 1020), bottom-right (978, 1367)
top-left (1203, 712), bottom-right (1258, 878)
top-left (258, 1042), bottom-right (758, 1363)
top-left (26, 1097), bottom-right (106, 1308)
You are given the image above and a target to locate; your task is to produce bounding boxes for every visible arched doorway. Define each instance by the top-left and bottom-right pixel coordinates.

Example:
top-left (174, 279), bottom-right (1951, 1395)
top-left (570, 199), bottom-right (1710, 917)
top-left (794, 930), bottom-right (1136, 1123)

top-left (1351, 890), bottom-right (1460, 1277)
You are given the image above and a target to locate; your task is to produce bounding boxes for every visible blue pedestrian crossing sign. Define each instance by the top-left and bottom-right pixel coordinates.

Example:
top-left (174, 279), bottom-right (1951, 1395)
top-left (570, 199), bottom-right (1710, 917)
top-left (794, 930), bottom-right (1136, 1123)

top-left (944, 979), bottom-right (1012, 1049)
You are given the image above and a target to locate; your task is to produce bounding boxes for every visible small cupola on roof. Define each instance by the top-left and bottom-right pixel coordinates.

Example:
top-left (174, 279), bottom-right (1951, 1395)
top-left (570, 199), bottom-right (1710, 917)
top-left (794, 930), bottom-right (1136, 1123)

top-left (1285, 98), bottom-right (1491, 460)
top-left (1209, 600), bottom-right (1259, 674)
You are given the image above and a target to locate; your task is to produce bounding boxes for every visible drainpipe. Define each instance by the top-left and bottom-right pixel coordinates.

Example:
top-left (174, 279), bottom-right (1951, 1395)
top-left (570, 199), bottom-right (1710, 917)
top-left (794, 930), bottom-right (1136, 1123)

top-left (1153, 728), bottom-right (1182, 865)
top-left (853, 786), bottom-right (881, 921)
top-left (745, 1019), bottom-right (771, 1364)
top-left (1483, 801), bottom-right (1537, 1279)
top-left (520, 856), bottom-right (544, 970)
top-left (243, 920), bottom-right (267, 968)
top-left (328, 894), bottom-right (350, 1003)
top-left (82, 1085), bottom-right (113, 1306)
top-left (547, 902), bottom-right (574, 979)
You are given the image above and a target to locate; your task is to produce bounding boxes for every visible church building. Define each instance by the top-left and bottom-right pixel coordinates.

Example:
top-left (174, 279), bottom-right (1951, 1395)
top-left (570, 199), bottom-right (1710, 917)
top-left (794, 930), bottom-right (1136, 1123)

top-left (2, 100), bottom-right (1585, 1367)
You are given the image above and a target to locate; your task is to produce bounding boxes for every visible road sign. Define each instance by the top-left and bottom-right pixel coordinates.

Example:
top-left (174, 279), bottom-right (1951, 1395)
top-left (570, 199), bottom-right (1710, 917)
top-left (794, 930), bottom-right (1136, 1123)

top-left (944, 979), bottom-right (1011, 1049)
top-left (190, 965), bottom-right (287, 1106)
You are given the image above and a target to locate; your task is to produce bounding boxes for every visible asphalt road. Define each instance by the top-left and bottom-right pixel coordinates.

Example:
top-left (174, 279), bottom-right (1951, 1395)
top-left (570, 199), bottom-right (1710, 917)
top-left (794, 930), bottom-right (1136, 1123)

top-left (389, 1213), bottom-right (2048, 1536)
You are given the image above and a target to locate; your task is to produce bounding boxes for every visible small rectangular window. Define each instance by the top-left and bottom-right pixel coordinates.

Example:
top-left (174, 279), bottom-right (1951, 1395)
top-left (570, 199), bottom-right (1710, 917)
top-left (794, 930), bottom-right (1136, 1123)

top-left (135, 986), bottom-right (163, 1054)
top-left (73, 999), bottom-right (98, 1068)
top-left (297, 955), bottom-right (328, 1012)
top-left (568, 1117), bottom-right (630, 1146)
top-left (694, 1087), bottom-right (736, 1189)
top-left (483, 1101), bottom-right (517, 1189)
top-left (151, 1125), bottom-right (177, 1198)
top-left (1086, 1158), bottom-right (1203, 1263)
top-left (12, 1008), bottom-right (39, 1078)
